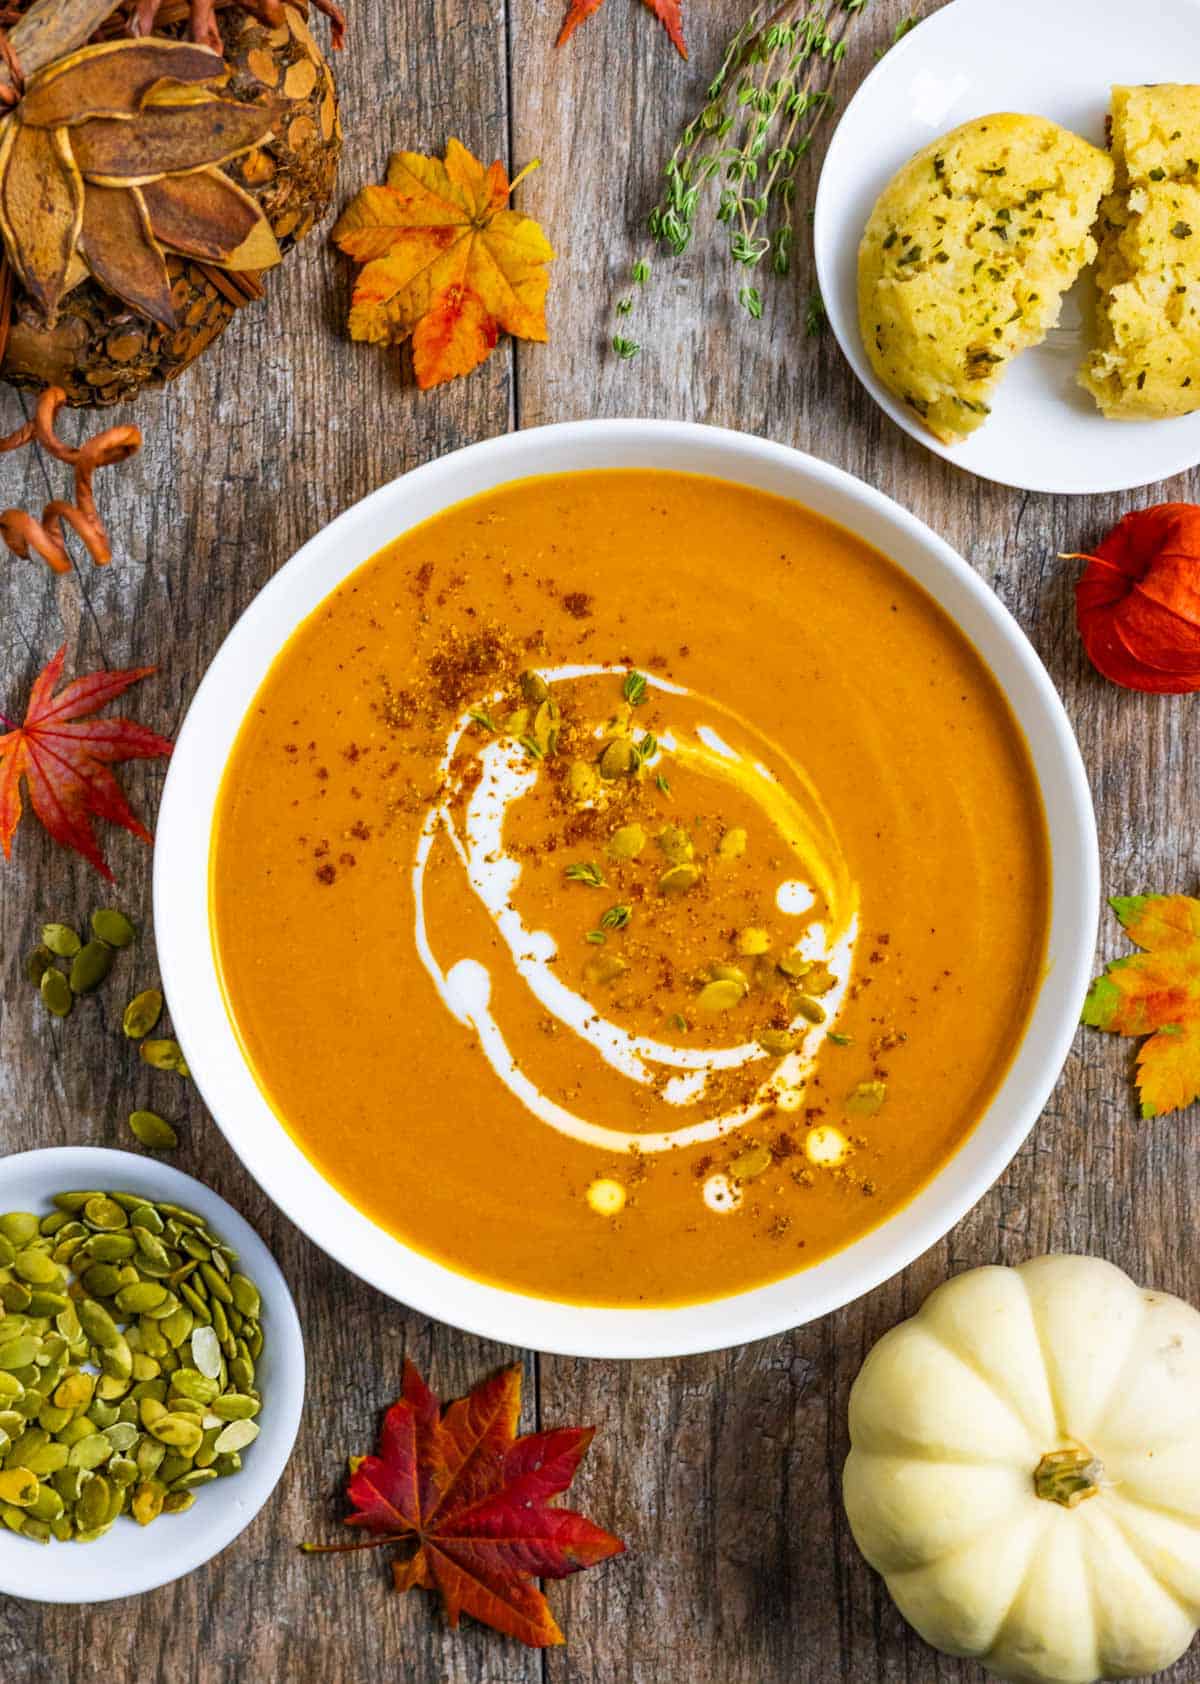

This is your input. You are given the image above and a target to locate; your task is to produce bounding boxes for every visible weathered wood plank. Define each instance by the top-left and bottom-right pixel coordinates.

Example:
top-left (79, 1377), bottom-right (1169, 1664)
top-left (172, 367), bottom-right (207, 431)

top-left (1, 0), bottom-right (1199, 1678)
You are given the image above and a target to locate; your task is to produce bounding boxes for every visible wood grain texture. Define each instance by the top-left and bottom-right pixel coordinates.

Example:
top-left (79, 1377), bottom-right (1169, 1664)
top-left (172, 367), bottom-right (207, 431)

top-left (2, 0), bottom-right (1198, 1678)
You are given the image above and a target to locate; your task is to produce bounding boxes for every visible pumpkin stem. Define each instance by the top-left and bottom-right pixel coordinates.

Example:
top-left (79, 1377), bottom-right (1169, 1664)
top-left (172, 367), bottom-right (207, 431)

top-left (1033, 1446), bottom-right (1104, 1508)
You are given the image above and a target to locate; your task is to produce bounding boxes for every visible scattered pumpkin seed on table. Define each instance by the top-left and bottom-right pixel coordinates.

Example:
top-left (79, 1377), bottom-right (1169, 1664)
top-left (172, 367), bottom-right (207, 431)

top-left (127, 1112), bottom-right (180, 1152)
top-left (0, 1191), bottom-right (266, 1545)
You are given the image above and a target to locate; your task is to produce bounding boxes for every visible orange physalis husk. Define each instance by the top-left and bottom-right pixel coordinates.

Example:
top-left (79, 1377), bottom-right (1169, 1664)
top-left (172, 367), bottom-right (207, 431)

top-left (1071, 503), bottom-right (1200, 694)
top-left (1083, 895), bottom-right (1200, 1118)
top-left (300, 1360), bottom-right (625, 1647)
top-left (331, 139), bottom-right (555, 390)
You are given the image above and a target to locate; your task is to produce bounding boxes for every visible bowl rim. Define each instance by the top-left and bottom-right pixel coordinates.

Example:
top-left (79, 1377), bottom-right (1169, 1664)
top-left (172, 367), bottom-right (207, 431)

top-left (154, 417), bottom-right (1099, 1359)
top-left (0, 1146), bottom-right (304, 1603)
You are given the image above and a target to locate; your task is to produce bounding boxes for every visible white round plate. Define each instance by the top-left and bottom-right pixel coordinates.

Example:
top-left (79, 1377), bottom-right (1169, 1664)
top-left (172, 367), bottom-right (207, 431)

top-left (814, 0), bottom-right (1200, 494)
top-left (155, 419), bottom-right (1099, 1360)
top-left (0, 1148), bottom-right (304, 1603)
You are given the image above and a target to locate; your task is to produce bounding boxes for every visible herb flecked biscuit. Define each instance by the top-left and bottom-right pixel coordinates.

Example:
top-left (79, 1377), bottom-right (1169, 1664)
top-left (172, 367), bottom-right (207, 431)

top-left (858, 113), bottom-right (1114, 444)
top-left (1081, 85), bottom-right (1200, 420)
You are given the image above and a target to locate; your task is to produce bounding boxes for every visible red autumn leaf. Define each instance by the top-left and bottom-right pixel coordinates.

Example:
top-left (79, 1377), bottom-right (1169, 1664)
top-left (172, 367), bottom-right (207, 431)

top-left (0, 645), bottom-right (173, 880)
top-left (1072, 503), bottom-right (1200, 693)
top-left (302, 1360), bottom-right (625, 1647)
top-left (556, 0), bottom-right (685, 57)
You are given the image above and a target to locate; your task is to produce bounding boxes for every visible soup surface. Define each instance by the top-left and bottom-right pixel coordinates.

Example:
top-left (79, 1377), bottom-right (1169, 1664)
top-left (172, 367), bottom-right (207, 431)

top-left (212, 470), bottom-right (1050, 1307)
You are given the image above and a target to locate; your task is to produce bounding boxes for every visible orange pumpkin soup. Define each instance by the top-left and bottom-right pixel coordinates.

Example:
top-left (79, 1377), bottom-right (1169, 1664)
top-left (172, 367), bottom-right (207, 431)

top-left (211, 470), bottom-right (1050, 1306)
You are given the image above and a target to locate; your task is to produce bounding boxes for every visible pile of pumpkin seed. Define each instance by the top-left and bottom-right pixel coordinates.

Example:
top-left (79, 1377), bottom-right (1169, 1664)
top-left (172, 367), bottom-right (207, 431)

top-left (0, 1191), bottom-right (264, 1544)
top-left (26, 909), bottom-right (137, 1019)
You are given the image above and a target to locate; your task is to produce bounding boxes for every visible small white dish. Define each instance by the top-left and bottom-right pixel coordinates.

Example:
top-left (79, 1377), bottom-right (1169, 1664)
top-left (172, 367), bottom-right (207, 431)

top-left (814, 0), bottom-right (1200, 494)
top-left (0, 1147), bottom-right (304, 1604)
top-left (155, 419), bottom-right (1099, 1359)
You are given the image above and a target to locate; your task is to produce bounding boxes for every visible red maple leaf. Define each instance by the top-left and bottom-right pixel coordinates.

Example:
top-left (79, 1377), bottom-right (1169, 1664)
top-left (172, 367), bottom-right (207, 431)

top-left (302, 1360), bottom-right (625, 1646)
top-left (556, 0), bottom-right (685, 57)
top-left (0, 645), bottom-right (173, 880)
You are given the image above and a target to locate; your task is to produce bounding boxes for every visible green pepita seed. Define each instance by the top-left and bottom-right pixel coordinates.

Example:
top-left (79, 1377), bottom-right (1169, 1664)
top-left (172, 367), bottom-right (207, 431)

top-left (25, 946), bottom-right (54, 986)
top-left (0, 1190), bottom-right (265, 1545)
top-left (69, 940), bottom-right (114, 995)
top-left (140, 1039), bottom-right (188, 1075)
top-left (127, 1112), bottom-right (179, 1152)
top-left (607, 823), bottom-right (646, 860)
top-left (658, 862), bottom-right (701, 895)
top-left (845, 1080), bottom-right (887, 1118)
top-left (0, 1467), bottom-right (39, 1505)
top-left (793, 995), bottom-right (826, 1025)
top-left (716, 826), bottom-right (747, 860)
top-left (598, 737), bottom-right (638, 779)
top-left (123, 989), bottom-right (164, 1040)
top-left (229, 1276), bottom-right (260, 1319)
top-left (39, 968), bottom-right (72, 1018)
top-left (728, 1145), bottom-right (773, 1181)
top-left (41, 924), bottom-right (81, 959)
top-left (91, 909), bottom-right (135, 949)
top-left (757, 1028), bottom-right (798, 1055)
top-left (213, 1419), bottom-right (259, 1456)
top-left (696, 979), bottom-right (746, 1013)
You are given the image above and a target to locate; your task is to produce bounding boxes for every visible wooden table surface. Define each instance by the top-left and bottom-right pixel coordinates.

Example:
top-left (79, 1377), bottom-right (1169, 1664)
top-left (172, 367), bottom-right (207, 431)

top-left (2, 0), bottom-right (1198, 1678)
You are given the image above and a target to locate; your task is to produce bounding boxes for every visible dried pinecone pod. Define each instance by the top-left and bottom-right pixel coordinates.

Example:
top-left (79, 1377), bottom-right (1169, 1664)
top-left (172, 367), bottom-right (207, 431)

top-left (1, 3), bottom-right (342, 407)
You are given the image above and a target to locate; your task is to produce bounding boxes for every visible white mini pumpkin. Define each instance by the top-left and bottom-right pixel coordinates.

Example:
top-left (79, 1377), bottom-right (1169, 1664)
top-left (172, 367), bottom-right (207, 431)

top-left (844, 1255), bottom-right (1200, 1684)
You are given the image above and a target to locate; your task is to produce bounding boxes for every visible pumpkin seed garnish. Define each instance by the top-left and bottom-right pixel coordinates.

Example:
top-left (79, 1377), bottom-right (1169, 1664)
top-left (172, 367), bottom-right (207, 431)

top-left (697, 978), bottom-right (747, 1012)
top-left (658, 862), bottom-right (701, 895)
top-left (25, 945), bottom-right (55, 986)
top-left (140, 1040), bottom-right (189, 1077)
top-left (69, 941), bottom-right (114, 996)
top-left (793, 995), bottom-right (826, 1025)
top-left (122, 989), bottom-right (164, 1040)
top-left (827, 1031), bottom-right (853, 1046)
top-left (728, 1144), bottom-right (773, 1181)
top-left (739, 927), bottom-right (771, 956)
top-left (39, 968), bottom-right (73, 1018)
top-left (91, 910), bottom-right (135, 949)
top-left (657, 825), bottom-right (693, 863)
top-left (622, 670), bottom-right (648, 706)
top-left (519, 670), bottom-right (550, 703)
top-left (0, 1190), bottom-right (266, 1546)
top-left (757, 1028), bottom-right (798, 1055)
top-left (585, 930), bottom-right (608, 945)
top-left (607, 824), bottom-right (646, 860)
top-left (127, 1112), bottom-right (179, 1152)
top-left (583, 953), bottom-right (629, 987)
top-left (598, 737), bottom-right (639, 780)
top-left (844, 1080), bottom-right (887, 1118)
top-left (716, 827), bottom-right (747, 860)
top-left (42, 924), bottom-right (81, 959)
top-left (564, 861), bottom-right (606, 889)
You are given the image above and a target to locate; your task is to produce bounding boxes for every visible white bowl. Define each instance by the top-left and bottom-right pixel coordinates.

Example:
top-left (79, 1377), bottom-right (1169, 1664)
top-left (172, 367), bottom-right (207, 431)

top-left (155, 419), bottom-right (1099, 1359)
top-left (0, 1147), bottom-right (304, 1603)
top-left (814, 0), bottom-right (1200, 494)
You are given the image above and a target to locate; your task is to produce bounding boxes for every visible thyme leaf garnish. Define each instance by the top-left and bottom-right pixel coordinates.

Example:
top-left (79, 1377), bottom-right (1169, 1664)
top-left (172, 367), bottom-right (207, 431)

top-left (565, 861), bottom-right (607, 888)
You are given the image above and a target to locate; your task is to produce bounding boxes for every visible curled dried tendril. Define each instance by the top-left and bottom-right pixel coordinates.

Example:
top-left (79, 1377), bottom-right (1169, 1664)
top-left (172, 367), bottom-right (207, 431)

top-left (0, 387), bottom-right (141, 574)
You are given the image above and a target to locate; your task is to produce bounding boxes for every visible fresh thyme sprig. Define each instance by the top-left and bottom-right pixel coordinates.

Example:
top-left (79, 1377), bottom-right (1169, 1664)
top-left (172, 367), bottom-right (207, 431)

top-left (651, 0), bottom-right (866, 308)
top-left (608, 0), bottom-right (903, 351)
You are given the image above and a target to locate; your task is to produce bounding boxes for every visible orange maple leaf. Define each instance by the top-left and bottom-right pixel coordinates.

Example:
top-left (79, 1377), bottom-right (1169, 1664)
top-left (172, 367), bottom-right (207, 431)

top-left (1083, 894), bottom-right (1200, 1118)
top-left (557, 0), bottom-right (686, 57)
top-left (331, 140), bottom-right (554, 390)
top-left (0, 645), bottom-right (172, 880)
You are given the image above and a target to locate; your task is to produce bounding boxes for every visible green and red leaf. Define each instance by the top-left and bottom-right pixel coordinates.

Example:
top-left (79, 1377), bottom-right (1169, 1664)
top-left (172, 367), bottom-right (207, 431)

top-left (1083, 893), bottom-right (1200, 1117)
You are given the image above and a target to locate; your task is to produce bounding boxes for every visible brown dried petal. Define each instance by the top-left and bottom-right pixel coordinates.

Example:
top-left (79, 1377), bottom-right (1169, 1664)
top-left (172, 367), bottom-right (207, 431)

top-left (20, 41), bottom-right (225, 130)
top-left (79, 184), bottom-right (175, 329)
top-left (141, 169), bottom-right (280, 270)
top-left (0, 124), bottom-right (83, 322)
top-left (71, 100), bottom-right (277, 185)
